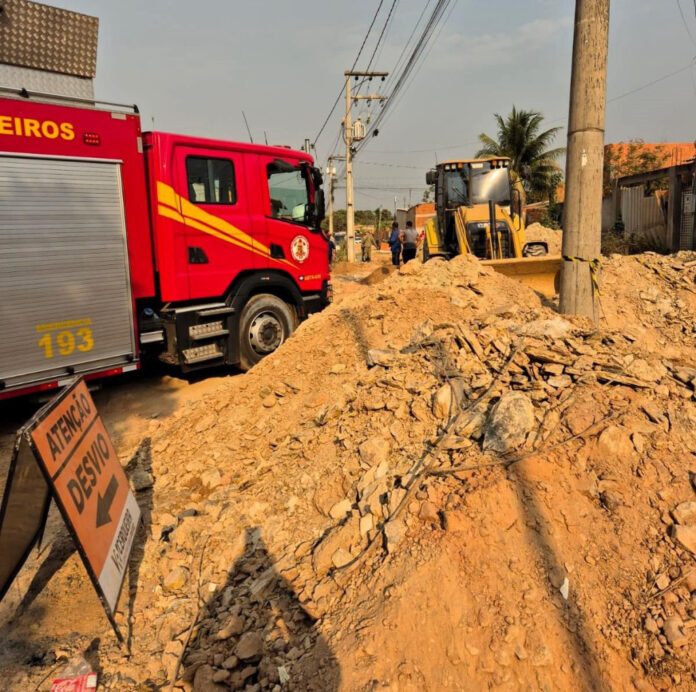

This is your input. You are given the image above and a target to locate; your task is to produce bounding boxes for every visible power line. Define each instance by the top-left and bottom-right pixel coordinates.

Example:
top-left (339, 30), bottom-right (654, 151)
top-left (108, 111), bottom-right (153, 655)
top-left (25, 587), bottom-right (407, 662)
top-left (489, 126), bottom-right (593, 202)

top-left (607, 58), bottom-right (696, 103)
top-left (313, 0), bottom-right (385, 147)
top-left (677, 0), bottom-right (696, 46)
top-left (355, 0), bottom-right (456, 154)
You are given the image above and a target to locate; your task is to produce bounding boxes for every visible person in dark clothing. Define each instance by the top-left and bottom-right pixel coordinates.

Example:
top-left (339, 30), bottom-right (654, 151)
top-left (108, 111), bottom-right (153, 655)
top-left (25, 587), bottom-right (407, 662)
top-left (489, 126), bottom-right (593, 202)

top-left (388, 222), bottom-right (402, 267)
top-left (402, 220), bottom-right (418, 264)
top-left (328, 232), bottom-right (336, 266)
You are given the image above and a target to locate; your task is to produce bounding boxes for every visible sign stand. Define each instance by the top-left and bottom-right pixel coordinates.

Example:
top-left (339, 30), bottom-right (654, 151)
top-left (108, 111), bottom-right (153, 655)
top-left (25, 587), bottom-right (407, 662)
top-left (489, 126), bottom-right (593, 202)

top-left (0, 378), bottom-right (141, 642)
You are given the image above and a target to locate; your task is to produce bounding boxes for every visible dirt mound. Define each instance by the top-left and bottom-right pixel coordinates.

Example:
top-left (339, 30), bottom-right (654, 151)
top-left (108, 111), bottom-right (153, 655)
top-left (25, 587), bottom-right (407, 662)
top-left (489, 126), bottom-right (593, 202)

top-left (7, 253), bottom-right (696, 690)
top-left (525, 222), bottom-right (563, 255)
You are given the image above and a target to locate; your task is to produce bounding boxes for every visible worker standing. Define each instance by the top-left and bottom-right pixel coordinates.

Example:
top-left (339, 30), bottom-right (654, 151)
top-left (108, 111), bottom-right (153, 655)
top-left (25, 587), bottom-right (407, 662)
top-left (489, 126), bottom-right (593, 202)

top-left (402, 221), bottom-right (418, 264)
top-left (361, 228), bottom-right (374, 262)
top-left (388, 221), bottom-right (402, 267)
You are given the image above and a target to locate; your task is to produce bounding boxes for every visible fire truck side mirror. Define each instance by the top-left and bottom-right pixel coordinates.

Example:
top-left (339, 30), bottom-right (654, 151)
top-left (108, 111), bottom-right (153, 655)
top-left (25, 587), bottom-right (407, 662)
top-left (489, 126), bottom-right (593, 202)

top-left (315, 189), bottom-right (325, 223)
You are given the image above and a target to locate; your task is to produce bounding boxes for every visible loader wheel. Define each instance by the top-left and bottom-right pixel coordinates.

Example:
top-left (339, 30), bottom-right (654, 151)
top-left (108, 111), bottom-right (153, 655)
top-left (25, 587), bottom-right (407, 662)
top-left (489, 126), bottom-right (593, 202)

top-left (239, 294), bottom-right (296, 371)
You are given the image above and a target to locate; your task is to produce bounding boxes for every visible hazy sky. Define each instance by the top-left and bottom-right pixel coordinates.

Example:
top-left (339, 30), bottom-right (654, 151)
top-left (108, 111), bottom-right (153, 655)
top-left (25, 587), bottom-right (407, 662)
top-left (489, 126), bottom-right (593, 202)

top-left (47, 1), bottom-right (696, 209)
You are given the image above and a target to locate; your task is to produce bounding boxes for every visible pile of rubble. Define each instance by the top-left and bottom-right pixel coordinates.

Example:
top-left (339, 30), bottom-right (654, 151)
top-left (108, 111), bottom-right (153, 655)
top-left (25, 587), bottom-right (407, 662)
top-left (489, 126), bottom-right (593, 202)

top-left (7, 251), bottom-right (696, 690)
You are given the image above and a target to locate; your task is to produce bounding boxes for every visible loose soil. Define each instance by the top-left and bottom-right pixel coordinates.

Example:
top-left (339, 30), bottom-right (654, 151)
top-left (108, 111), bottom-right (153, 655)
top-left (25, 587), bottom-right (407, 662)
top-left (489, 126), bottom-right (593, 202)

top-left (3, 250), bottom-right (696, 691)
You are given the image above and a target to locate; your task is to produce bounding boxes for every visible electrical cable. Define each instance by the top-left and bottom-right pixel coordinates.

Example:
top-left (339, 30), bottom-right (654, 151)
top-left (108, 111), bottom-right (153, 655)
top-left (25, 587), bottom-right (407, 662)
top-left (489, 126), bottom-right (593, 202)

top-left (355, 0), bottom-right (455, 155)
top-left (313, 0), bottom-right (386, 147)
top-left (361, 0), bottom-right (457, 144)
top-left (677, 0), bottom-right (696, 46)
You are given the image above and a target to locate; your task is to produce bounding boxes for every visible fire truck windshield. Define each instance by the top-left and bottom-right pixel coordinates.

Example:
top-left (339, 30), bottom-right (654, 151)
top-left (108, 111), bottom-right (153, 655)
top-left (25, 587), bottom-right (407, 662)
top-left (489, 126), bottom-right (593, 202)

top-left (267, 161), bottom-right (310, 223)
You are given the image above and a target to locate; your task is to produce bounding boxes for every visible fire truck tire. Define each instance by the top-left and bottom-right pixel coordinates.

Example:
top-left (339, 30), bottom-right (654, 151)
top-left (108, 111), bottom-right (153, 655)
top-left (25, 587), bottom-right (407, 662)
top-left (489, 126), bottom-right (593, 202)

top-left (238, 294), bottom-right (296, 371)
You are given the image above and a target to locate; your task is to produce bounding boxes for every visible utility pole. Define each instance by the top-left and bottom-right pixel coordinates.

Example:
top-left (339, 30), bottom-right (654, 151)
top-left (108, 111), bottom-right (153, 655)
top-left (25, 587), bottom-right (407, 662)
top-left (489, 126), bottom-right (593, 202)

top-left (559, 0), bottom-right (610, 322)
top-left (344, 70), bottom-right (387, 262)
top-left (326, 155), bottom-right (343, 241)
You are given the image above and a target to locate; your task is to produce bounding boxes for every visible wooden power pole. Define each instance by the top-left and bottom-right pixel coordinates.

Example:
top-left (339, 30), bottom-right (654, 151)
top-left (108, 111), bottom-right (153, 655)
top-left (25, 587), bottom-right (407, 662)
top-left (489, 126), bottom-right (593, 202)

top-left (559, 0), bottom-right (610, 322)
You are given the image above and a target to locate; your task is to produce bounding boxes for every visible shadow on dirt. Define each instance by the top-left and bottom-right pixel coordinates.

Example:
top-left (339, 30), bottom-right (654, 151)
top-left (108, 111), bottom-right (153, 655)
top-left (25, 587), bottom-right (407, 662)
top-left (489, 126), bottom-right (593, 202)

top-left (509, 462), bottom-right (609, 691)
top-left (175, 527), bottom-right (340, 690)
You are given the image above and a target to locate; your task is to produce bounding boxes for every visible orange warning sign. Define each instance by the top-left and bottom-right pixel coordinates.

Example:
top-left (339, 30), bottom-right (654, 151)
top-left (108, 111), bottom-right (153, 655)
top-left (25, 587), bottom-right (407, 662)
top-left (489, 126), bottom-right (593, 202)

top-left (28, 379), bottom-right (140, 615)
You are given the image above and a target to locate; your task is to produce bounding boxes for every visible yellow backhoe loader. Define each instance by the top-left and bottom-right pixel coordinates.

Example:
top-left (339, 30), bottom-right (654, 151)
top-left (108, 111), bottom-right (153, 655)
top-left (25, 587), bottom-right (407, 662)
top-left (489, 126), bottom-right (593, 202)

top-left (423, 157), bottom-right (561, 297)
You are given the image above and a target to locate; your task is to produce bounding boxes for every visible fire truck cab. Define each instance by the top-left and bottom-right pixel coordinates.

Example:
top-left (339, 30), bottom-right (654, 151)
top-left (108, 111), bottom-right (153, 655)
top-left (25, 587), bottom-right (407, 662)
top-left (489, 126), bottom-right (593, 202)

top-left (0, 90), bottom-right (330, 399)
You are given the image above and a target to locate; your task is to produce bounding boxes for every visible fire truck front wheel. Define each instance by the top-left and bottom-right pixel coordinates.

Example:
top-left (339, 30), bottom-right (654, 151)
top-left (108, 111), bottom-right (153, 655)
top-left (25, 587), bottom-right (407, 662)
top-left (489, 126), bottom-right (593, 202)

top-left (239, 294), bottom-right (296, 371)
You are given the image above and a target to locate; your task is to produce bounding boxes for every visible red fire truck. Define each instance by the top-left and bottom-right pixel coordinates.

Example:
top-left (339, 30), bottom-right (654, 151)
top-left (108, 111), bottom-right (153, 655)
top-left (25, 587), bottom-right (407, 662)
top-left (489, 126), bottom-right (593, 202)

top-left (0, 88), bottom-right (330, 400)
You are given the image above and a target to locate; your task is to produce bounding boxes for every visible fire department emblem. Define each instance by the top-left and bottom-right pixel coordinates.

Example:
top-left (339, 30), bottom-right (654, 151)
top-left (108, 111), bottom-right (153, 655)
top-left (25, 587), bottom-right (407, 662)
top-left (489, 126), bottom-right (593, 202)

top-left (291, 235), bottom-right (310, 263)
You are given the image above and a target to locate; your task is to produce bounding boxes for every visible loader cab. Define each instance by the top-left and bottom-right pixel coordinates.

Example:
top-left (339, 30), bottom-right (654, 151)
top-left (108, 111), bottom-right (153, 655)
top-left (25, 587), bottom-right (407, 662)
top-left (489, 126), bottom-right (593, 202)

top-left (427, 158), bottom-right (521, 259)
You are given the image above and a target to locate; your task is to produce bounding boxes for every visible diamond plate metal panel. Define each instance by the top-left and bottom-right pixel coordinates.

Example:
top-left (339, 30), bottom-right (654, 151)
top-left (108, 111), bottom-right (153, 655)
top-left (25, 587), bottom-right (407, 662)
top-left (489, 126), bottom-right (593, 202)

top-left (0, 64), bottom-right (94, 98)
top-left (0, 0), bottom-right (98, 78)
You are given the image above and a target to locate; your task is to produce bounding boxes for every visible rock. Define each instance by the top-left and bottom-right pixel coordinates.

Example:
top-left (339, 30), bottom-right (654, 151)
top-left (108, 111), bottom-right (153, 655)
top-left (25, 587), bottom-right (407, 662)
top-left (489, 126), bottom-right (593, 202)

top-left (644, 616), bottom-right (659, 635)
top-left (655, 574), bottom-right (670, 591)
top-left (215, 615), bottom-right (245, 640)
top-left (193, 665), bottom-right (227, 691)
top-left (201, 469), bottom-right (222, 489)
top-left (249, 568), bottom-right (277, 603)
top-left (367, 349), bottom-right (397, 368)
top-left (482, 392), bottom-right (535, 454)
top-left (163, 566), bottom-right (189, 592)
top-left (313, 471), bottom-right (347, 516)
top-left (212, 669), bottom-right (230, 683)
top-left (454, 409), bottom-right (486, 439)
top-left (312, 517), bottom-right (359, 576)
top-left (329, 363), bottom-right (347, 374)
top-left (360, 513), bottom-right (374, 537)
top-left (672, 502), bottom-right (696, 526)
top-left (663, 616), bottom-right (687, 648)
top-left (131, 468), bottom-right (154, 491)
top-left (672, 525), bottom-right (696, 555)
top-left (518, 318), bottom-right (573, 340)
top-left (328, 498), bottom-right (352, 520)
top-left (331, 548), bottom-right (353, 568)
top-left (625, 358), bottom-right (667, 382)
top-left (358, 437), bottom-right (390, 467)
top-left (597, 426), bottom-right (634, 459)
top-left (384, 519), bottom-right (405, 553)
top-left (418, 501), bottom-right (439, 524)
top-left (262, 395), bottom-right (277, 408)
top-left (235, 631), bottom-right (264, 661)
top-left (222, 655), bottom-right (239, 669)
top-left (600, 490), bottom-right (621, 512)
top-left (433, 383), bottom-right (454, 419)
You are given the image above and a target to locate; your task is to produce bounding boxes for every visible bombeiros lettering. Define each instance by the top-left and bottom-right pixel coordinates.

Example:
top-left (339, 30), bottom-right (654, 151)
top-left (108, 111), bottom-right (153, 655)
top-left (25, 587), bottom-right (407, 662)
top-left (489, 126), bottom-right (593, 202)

top-left (0, 115), bottom-right (75, 141)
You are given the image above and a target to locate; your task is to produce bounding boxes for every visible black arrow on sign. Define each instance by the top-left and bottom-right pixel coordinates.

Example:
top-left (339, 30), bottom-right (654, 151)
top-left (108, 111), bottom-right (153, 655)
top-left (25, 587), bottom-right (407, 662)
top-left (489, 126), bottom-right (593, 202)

top-left (96, 475), bottom-right (118, 528)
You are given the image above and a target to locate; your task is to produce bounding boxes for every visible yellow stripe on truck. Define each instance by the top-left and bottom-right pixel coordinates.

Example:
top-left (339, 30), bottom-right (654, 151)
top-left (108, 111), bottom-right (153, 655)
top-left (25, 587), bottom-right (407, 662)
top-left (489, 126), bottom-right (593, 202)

top-left (156, 182), bottom-right (297, 269)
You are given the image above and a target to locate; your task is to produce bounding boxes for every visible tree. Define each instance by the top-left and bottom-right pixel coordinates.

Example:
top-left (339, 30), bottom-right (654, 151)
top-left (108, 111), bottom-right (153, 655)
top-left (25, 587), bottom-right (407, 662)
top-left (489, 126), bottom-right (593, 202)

top-left (422, 186), bottom-right (434, 203)
top-left (603, 140), bottom-right (668, 196)
top-left (476, 106), bottom-right (565, 202)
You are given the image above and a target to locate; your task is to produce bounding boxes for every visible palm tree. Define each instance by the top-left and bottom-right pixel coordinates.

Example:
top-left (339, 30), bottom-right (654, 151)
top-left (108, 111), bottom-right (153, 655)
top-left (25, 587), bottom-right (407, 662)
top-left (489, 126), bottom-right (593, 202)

top-left (476, 107), bottom-right (565, 201)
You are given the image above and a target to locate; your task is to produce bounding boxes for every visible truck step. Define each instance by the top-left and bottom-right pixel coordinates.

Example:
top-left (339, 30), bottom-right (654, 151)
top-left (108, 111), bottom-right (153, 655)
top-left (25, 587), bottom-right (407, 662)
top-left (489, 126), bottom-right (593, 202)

top-left (182, 344), bottom-right (224, 365)
top-left (197, 306), bottom-right (235, 318)
top-left (190, 329), bottom-right (229, 341)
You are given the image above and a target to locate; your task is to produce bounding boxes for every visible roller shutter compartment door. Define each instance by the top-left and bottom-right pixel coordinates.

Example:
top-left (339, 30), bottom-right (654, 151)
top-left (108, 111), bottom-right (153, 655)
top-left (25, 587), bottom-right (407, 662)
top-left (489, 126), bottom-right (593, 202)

top-left (0, 155), bottom-right (136, 391)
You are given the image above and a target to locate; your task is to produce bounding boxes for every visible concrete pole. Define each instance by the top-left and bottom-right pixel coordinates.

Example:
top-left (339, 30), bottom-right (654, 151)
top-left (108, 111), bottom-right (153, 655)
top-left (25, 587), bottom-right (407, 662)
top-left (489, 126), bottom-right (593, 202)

top-left (559, 0), bottom-right (610, 322)
top-left (345, 74), bottom-right (355, 263)
top-left (328, 167), bottom-right (334, 238)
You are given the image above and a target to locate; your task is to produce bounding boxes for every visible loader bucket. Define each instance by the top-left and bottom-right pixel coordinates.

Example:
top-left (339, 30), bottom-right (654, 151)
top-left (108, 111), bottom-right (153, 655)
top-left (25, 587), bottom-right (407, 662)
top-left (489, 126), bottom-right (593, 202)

top-left (481, 256), bottom-right (562, 298)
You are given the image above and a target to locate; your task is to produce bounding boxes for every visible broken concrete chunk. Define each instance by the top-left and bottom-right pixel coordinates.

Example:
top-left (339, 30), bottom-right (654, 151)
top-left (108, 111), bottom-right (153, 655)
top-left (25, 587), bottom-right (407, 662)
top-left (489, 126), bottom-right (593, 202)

top-left (672, 524), bottom-right (696, 555)
top-left (358, 437), bottom-right (390, 467)
top-left (433, 383), bottom-right (454, 419)
top-left (672, 501), bottom-right (696, 526)
top-left (367, 348), bottom-right (397, 368)
top-left (482, 392), bottom-right (535, 454)
top-left (383, 519), bottom-right (405, 553)
top-left (328, 498), bottom-right (352, 520)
